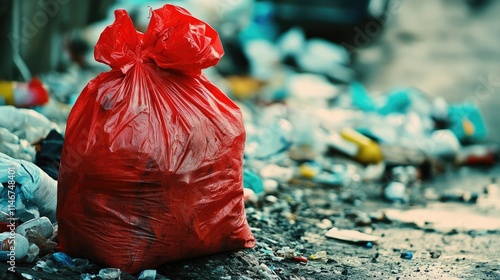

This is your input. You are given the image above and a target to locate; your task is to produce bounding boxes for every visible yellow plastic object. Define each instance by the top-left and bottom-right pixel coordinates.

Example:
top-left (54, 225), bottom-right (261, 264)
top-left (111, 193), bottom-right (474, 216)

top-left (340, 128), bottom-right (383, 164)
top-left (462, 117), bottom-right (475, 137)
top-left (299, 164), bottom-right (319, 179)
top-left (227, 76), bottom-right (263, 99)
top-left (0, 81), bottom-right (15, 105)
top-left (0, 78), bottom-right (49, 107)
top-left (308, 250), bottom-right (327, 261)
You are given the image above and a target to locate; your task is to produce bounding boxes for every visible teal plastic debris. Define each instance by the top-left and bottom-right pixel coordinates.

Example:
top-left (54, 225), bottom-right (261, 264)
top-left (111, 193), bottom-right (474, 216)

top-left (52, 252), bottom-right (75, 267)
top-left (377, 88), bottom-right (412, 115)
top-left (243, 169), bottom-right (264, 194)
top-left (448, 103), bottom-right (487, 143)
top-left (350, 82), bottom-right (376, 111)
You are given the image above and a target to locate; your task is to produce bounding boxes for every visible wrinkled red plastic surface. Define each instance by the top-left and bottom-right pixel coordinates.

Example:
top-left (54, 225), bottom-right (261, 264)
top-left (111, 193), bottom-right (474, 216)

top-left (57, 5), bottom-right (255, 273)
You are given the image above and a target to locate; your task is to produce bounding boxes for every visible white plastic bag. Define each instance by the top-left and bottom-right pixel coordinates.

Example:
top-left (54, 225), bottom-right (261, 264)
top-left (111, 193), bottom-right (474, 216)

top-left (0, 153), bottom-right (57, 222)
top-left (0, 106), bottom-right (58, 144)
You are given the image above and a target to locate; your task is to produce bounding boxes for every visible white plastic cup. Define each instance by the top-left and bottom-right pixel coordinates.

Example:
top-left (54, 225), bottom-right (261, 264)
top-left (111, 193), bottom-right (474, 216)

top-left (16, 217), bottom-right (54, 238)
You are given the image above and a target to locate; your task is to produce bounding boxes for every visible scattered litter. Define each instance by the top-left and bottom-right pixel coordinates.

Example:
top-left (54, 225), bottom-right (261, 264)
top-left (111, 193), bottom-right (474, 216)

top-left (16, 216), bottom-right (54, 238)
top-left (308, 251), bottom-right (327, 262)
top-left (0, 127), bottom-right (36, 161)
top-left (0, 232), bottom-right (29, 260)
top-left (257, 263), bottom-right (281, 280)
top-left (0, 78), bottom-right (49, 107)
top-left (259, 164), bottom-right (294, 183)
top-left (384, 204), bottom-right (500, 232)
top-left (21, 273), bottom-right (37, 280)
top-left (328, 128), bottom-right (383, 165)
top-left (244, 188), bottom-right (259, 203)
top-left (440, 190), bottom-right (479, 204)
top-left (244, 169), bottom-right (265, 195)
top-left (0, 106), bottom-right (58, 143)
top-left (80, 273), bottom-right (93, 280)
top-left (33, 260), bottom-right (60, 273)
top-left (0, 153), bottom-right (58, 222)
top-left (138, 269), bottom-right (157, 280)
top-left (263, 179), bottom-right (279, 193)
top-left (384, 182), bottom-right (407, 201)
top-left (0, 2), bottom-right (497, 280)
top-left (22, 243), bottom-right (40, 263)
top-left (98, 268), bottom-right (121, 280)
top-left (24, 229), bottom-right (58, 256)
top-left (325, 227), bottom-right (380, 243)
top-left (292, 256), bottom-right (308, 263)
top-left (459, 145), bottom-right (497, 166)
top-left (52, 252), bottom-right (75, 267)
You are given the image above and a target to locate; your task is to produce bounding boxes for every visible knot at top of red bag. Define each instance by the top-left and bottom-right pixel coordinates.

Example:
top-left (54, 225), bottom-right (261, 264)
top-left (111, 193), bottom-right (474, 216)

top-left (94, 5), bottom-right (224, 76)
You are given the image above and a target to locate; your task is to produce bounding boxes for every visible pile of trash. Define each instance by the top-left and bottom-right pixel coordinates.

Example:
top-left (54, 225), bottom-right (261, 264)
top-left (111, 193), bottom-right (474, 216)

top-left (234, 26), bottom-right (495, 203)
top-left (0, 2), bottom-right (499, 280)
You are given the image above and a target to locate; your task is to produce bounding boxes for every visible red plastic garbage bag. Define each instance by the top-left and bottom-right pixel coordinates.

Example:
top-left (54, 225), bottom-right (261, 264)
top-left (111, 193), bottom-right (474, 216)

top-left (57, 5), bottom-right (255, 273)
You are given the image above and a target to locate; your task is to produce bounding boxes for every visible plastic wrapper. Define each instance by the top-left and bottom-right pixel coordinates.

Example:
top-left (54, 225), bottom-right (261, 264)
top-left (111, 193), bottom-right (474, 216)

top-left (57, 5), bottom-right (254, 273)
top-left (0, 153), bottom-right (57, 222)
top-left (0, 127), bottom-right (36, 162)
top-left (0, 106), bottom-right (57, 144)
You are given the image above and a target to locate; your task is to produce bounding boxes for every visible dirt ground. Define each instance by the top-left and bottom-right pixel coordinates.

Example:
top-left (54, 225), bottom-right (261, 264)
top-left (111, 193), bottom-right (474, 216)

top-left (2, 164), bottom-right (499, 280)
top-left (2, 0), bottom-right (500, 279)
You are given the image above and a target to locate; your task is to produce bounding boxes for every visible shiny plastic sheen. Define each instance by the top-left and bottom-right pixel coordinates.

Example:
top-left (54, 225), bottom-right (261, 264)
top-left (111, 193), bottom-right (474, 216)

top-left (57, 5), bottom-right (255, 273)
